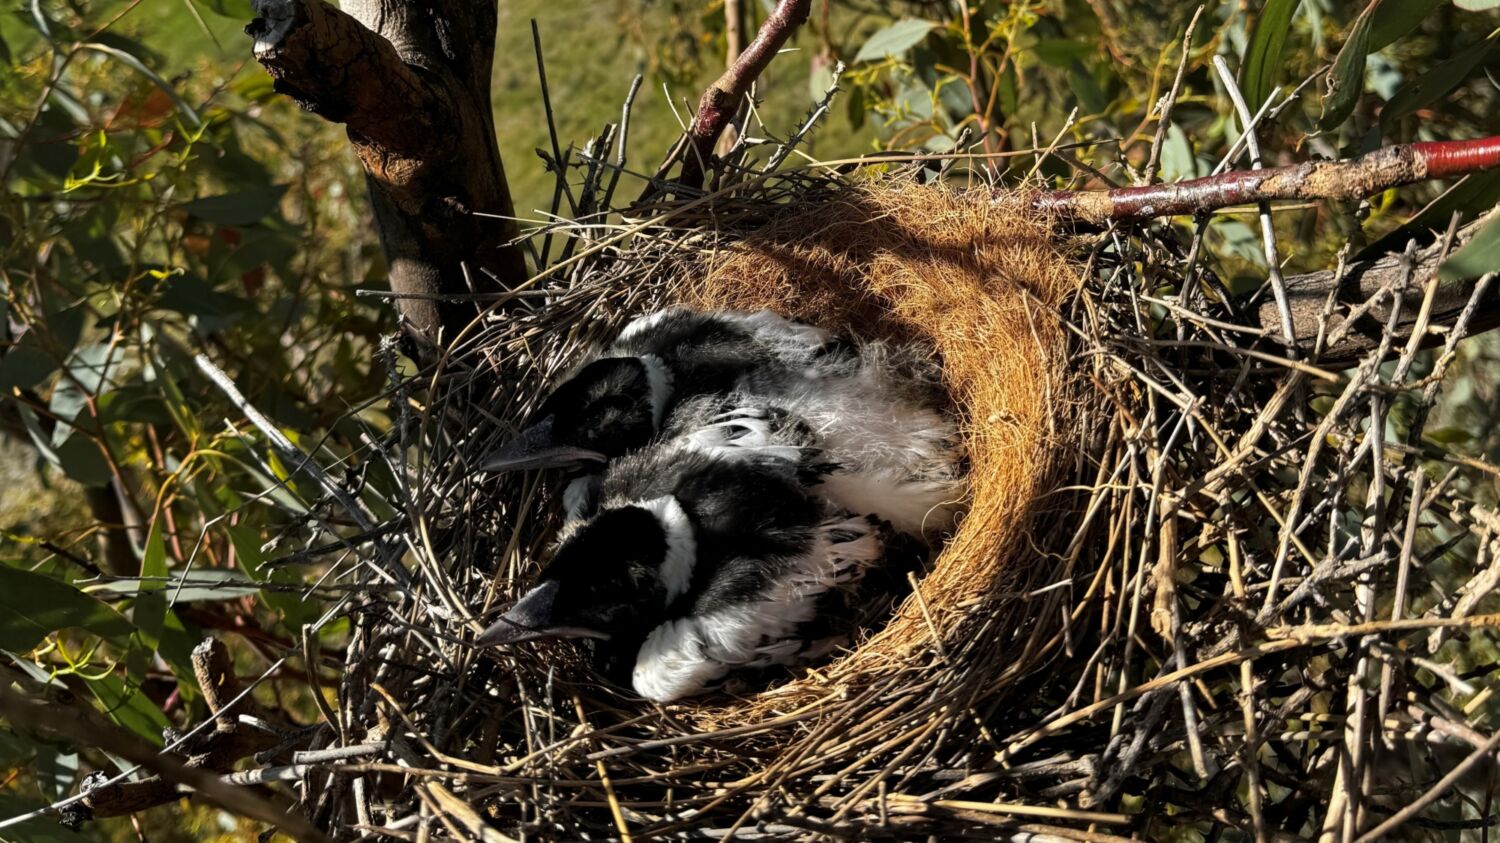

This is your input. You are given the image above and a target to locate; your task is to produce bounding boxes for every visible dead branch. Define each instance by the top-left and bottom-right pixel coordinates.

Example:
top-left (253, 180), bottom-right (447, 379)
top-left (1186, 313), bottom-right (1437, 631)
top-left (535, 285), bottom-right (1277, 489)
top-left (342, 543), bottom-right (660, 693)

top-left (247, 0), bottom-right (526, 344)
top-left (1267, 217), bottom-right (1498, 363)
top-left (1040, 136), bottom-right (1500, 223)
top-left (678, 0), bottom-right (812, 188)
top-left (0, 640), bottom-right (319, 840)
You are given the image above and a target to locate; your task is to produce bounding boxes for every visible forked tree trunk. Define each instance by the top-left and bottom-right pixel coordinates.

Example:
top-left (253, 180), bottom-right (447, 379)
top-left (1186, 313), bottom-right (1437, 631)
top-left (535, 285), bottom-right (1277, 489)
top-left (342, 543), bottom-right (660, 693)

top-left (247, 0), bottom-right (527, 346)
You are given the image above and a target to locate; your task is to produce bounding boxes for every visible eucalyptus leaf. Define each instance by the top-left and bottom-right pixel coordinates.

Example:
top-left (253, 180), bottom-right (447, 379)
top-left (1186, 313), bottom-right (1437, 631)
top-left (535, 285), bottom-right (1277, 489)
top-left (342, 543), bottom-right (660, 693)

top-left (1381, 34), bottom-right (1496, 130)
top-left (1438, 213), bottom-right (1500, 282)
top-left (0, 340), bottom-right (57, 392)
top-left (78, 43), bottom-right (201, 127)
top-left (0, 564), bottom-right (135, 651)
top-left (230, 525), bottom-right (318, 633)
top-left (1453, 0), bottom-right (1500, 10)
top-left (180, 185), bottom-right (288, 226)
top-left (87, 671), bottom-right (168, 745)
top-left (133, 521), bottom-right (169, 657)
top-left (853, 19), bottom-right (938, 63)
top-left (1319, 1), bottom-right (1379, 131)
top-left (1243, 0), bottom-right (1303, 111)
top-left (51, 435), bottom-right (112, 488)
top-left (1362, 170), bottom-right (1500, 257)
top-left (85, 568), bottom-right (260, 602)
top-left (1370, 0), bottom-right (1443, 51)
top-left (1159, 124), bottom-right (1201, 182)
top-left (201, 0), bottom-right (256, 19)
top-left (32, 748), bottom-right (77, 802)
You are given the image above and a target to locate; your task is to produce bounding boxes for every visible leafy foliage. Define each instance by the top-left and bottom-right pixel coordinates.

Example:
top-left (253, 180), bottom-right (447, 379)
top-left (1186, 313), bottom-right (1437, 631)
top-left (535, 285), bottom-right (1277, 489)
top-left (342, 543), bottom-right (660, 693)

top-left (0, 0), bottom-right (1499, 839)
top-left (1, 1), bottom-right (387, 835)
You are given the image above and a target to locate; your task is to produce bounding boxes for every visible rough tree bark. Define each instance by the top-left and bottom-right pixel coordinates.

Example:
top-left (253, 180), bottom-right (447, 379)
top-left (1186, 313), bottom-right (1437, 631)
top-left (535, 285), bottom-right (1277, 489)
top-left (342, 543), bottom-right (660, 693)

top-left (1040, 137), bottom-right (1500, 223)
top-left (246, 0), bottom-right (527, 345)
top-left (1261, 219), bottom-right (1498, 364)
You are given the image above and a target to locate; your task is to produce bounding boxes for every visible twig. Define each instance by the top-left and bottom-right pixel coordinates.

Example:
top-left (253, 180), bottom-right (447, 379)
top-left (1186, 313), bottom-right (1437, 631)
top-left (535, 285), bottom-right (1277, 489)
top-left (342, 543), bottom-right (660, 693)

top-left (677, 0), bottom-right (812, 187)
top-left (1037, 135), bottom-right (1500, 222)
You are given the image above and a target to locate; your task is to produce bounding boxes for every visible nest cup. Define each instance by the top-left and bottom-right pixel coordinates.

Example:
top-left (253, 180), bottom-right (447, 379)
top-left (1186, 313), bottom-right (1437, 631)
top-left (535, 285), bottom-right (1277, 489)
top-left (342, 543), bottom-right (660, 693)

top-left (626, 181), bottom-right (1080, 719)
top-left (410, 178), bottom-right (1092, 836)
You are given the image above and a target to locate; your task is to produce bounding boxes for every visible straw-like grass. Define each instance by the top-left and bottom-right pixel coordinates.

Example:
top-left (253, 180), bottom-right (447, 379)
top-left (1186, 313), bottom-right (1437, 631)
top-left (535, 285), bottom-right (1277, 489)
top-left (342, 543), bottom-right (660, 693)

top-left (257, 149), bottom-right (1500, 840)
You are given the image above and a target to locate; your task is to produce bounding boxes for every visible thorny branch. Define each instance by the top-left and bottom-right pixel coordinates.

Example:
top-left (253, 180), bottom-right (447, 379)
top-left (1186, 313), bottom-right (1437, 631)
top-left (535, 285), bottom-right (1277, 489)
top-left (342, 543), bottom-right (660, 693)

top-left (0, 640), bottom-right (322, 840)
top-left (1261, 216), bottom-right (1499, 363)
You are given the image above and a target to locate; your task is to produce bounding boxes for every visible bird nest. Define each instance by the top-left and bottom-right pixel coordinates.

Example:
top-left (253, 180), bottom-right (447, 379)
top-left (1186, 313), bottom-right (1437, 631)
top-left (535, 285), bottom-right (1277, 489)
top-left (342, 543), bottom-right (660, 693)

top-left (306, 160), bottom-right (1500, 840)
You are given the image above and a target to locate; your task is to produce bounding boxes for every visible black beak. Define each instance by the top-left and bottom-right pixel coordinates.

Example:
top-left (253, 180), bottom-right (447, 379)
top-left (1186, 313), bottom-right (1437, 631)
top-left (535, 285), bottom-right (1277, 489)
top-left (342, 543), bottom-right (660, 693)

top-left (475, 580), bottom-right (610, 647)
top-left (473, 417), bottom-right (607, 474)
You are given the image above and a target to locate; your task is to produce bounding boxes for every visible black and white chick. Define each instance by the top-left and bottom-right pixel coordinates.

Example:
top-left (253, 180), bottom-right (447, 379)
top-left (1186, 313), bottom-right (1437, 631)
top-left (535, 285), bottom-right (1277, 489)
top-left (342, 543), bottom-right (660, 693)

top-left (474, 441), bottom-right (885, 703)
top-left (664, 340), bottom-right (967, 542)
top-left (475, 307), bottom-right (845, 478)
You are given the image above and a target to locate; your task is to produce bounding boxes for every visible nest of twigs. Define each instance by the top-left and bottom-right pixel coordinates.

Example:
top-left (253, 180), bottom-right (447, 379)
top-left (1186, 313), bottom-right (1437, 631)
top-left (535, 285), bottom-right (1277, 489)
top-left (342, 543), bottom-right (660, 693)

top-left (299, 154), bottom-right (1500, 841)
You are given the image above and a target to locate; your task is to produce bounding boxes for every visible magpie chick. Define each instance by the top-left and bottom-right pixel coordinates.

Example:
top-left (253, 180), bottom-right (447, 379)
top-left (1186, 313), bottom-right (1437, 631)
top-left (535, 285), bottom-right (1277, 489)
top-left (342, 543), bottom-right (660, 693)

top-left (666, 339), bottom-right (966, 540)
top-left (475, 444), bottom-right (885, 703)
top-left (475, 307), bottom-right (844, 477)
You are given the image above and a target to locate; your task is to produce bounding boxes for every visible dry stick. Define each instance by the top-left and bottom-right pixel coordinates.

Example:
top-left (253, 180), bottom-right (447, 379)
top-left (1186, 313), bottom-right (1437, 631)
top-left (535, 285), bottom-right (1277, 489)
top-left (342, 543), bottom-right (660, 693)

top-left (676, 0), bottom-right (811, 188)
top-left (1140, 6), bottom-right (1204, 184)
top-left (1354, 727), bottom-right (1500, 842)
top-left (1037, 135), bottom-right (1500, 223)
top-left (192, 355), bottom-right (407, 594)
top-left (1003, 613), bottom-right (1500, 757)
top-left (1212, 55), bottom-right (1296, 356)
top-left (1227, 532), bottom-right (1269, 843)
top-left (0, 685), bottom-right (328, 843)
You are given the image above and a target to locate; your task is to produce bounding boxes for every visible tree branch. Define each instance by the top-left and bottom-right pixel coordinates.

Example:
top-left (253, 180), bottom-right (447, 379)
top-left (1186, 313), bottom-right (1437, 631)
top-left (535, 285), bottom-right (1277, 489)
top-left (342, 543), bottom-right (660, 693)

top-left (247, 0), bottom-right (525, 344)
top-left (678, 0), bottom-right (812, 188)
top-left (0, 642), bottom-right (320, 840)
top-left (1039, 136), bottom-right (1500, 223)
top-left (1265, 218), bottom-right (1497, 364)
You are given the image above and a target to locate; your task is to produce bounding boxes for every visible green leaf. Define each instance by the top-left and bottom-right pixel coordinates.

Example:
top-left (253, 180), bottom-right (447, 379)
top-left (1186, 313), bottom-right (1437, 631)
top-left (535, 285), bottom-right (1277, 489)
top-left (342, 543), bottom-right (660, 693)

top-left (0, 564), bottom-right (135, 651)
top-left (809, 61), bottom-right (835, 105)
top-left (1453, 0), bottom-right (1500, 10)
top-left (87, 671), bottom-right (168, 745)
top-left (86, 569), bottom-right (261, 602)
top-left (180, 185), bottom-right (288, 226)
top-left (230, 525), bottom-right (318, 630)
top-left (1034, 38), bottom-right (1095, 68)
top-left (1319, 1), bottom-right (1379, 131)
top-left (78, 42), bottom-right (202, 127)
top-left (51, 435), bottom-right (112, 488)
top-left (133, 520), bottom-right (168, 654)
top-left (853, 19), bottom-right (938, 63)
top-left (1067, 59), bottom-right (1107, 116)
top-left (33, 748), bottom-right (78, 802)
top-left (1381, 34), bottom-right (1496, 130)
top-left (1439, 214), bottom-right (1500, 282)
top-left (1363, 170), bottom-right (1500, 257)
top-left (1159, 124), bottom-right (1201, 182)
top-left (0, 340), bottom-right (57, 392)
top-left (196, 0), bottom-right (255, 17)
top-left (1243, 0), bottom-right (1303, 112)
top-left (1369, 0), bottom-right (1443, 50)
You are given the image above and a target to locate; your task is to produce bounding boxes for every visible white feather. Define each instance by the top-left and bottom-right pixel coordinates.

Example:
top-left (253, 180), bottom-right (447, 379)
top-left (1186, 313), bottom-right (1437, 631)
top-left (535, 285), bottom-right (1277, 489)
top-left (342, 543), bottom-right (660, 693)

top-left (639, 496), bottom-right (696, 603)
top-left (639, 354), bottom-right (672, 430)
top-left (676, 343), bottom-right (966, 537)
top-left (720, 310), bottom-right (833, 362)
top-left (630, 515), bottom-right (883, 702)
top-left (614, 309), bottom-right (678, 344)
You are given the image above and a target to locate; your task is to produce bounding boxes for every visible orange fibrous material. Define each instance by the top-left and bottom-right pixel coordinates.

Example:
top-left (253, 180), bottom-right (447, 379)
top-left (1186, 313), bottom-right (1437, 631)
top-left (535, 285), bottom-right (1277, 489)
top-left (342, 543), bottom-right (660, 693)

top-left (673, 181), bottom-right (1081, 716)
